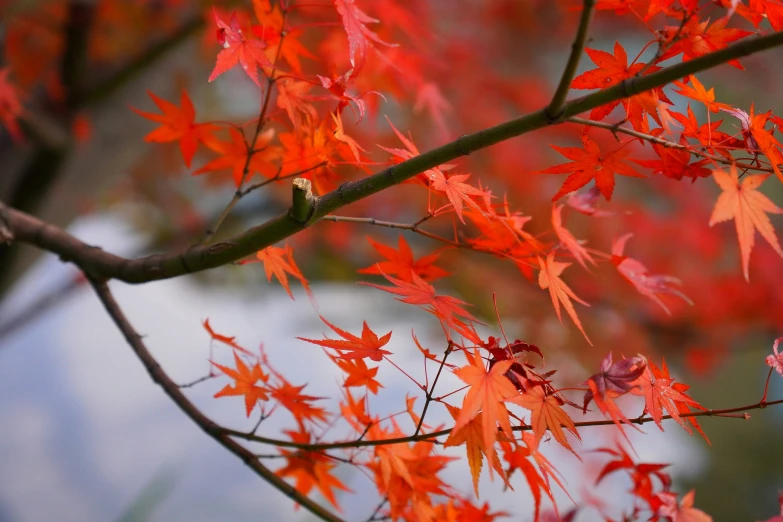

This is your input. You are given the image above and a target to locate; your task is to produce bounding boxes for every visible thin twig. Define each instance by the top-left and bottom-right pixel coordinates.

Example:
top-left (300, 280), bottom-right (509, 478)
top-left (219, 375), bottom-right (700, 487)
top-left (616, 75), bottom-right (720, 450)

top-left (240, 161), bottom-right (328, 198)
top-left (414, 343), bottom-right (453, 436)
top-left (365, 497), bottom-right (388, 522)
top-left (568, 116), bottom-right (775, 173)
top-left (88, 277), bottom-right (344, 522)
top-left (222, 397), bottom-right (783, 451)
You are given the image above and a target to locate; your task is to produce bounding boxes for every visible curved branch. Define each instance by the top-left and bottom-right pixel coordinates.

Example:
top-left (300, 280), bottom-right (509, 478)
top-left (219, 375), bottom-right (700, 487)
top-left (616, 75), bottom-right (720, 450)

top-left (88, 277), bottom-right (345, 522)
top-left (5, 30), bottom-right (783, 283)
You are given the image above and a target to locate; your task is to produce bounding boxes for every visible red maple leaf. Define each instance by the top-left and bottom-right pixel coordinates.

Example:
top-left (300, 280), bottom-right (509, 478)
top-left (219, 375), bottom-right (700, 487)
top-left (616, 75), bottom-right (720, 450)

top-left (595, 445), bottom-right (671, 508)
top-left (358, 235), bottom-right (449, 282)
top-left (539, 135), bottom-right (645, 201)
top-left (298, 316), bottom-right (392, 362)
top-left (132, 90), bottom-right (217, 167)
top-left (334, 0), bottom-right (393, 77)
top-left (253, 244), bottom-right (312, 300)
top-left (571, 41), bottom-right (646, 90)
top-left (208, 10), bottom-right (272, 87)
top-left (612, 233), bottom-right (693, 314)
top-left (570, 41), bottom-right (667, 129)
top-left (632, 130), bottom-right (712, 181)
top-left (751, 0), bottom-right (783, 30)
top-left (361, 271), bottom-right (481, 343)
top-left (0, 67), bottom-right (24, 141)
top-left (657, 490), bottom-right (713, 522)
top-left (721, 104), bottom-right (783, 183)
top-left (552, 203), bottom-right (596, 269)
top-left (659, 17), bottom-right (752, 69)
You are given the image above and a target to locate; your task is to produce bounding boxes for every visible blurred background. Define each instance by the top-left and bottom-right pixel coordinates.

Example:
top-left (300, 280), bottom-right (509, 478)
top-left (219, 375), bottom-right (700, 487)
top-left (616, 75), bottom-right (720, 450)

top-left (1, 0), bottom-right (782, 520)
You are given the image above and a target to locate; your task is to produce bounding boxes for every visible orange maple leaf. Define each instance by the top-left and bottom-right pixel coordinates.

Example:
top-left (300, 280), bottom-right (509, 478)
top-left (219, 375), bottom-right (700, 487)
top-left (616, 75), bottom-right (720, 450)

top-left (131, 90), bottom-right (217, 167)
top-left (330, 355), bottom-right (383, 394)
top-left (358, 235), bottom-right (449, 282)
top-left (429, 170), bottom-right (487, 224)
top-left (251, 0), bottom-right (315, 74)
top-left (538, 252), bottom-right (592, 345)
top-left (268, 379), bottom-right (328, 424)
top-left (673, 75), bottom-right (731, 114)
top-left (540, 135), bottom-right (645, 201)
top-left (276, 78), bottom-right (318, 132)
top-left (708, 167), bottom-right (783, 281)
top-left (298, 316), bottom-right (392, 362)
top-left (331, 110), bottom-right (366, 163)
top-left (276, 428), bottom-right (352, 510)
top-left (195, 127), bottom-right (281, 187)
top-left (254, 243), bottom-right (312, 300)
top-left (635, 358), bottom-right (706, 438)
top-left (452, 349), bottom-right (518, 463)
top-left (202, 318), bottom-right (252, 355)
top-left (444, 403), bottom-right (508, 496)
top-left (508, 385), bottom-right (580, 453)
top-left (211, 351), bottom-right (269, 417)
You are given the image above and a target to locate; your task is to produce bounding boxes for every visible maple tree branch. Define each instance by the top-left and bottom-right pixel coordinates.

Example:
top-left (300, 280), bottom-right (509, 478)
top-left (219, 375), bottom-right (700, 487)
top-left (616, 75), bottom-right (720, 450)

top-left (6, 30), bottom-right (783, 283)
top-left (569, 116), bottom-right (776, 174)
top-left (547, 0), bottom-right (596, 120)
top-left (87, 277), bottom-right (345, 522)
top-left (222, 397), bottom-right (783, 451)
